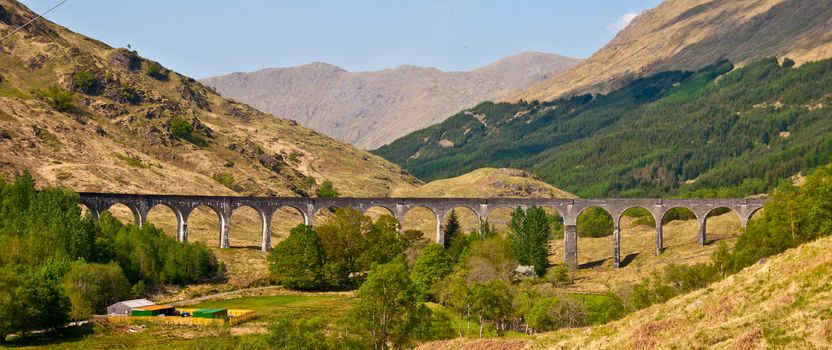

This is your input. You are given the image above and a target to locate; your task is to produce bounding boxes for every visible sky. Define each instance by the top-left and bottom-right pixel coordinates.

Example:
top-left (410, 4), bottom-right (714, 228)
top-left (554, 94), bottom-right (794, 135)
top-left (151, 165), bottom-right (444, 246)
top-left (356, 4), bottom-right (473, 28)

top-left (20, 0), bottom-right (661, 78)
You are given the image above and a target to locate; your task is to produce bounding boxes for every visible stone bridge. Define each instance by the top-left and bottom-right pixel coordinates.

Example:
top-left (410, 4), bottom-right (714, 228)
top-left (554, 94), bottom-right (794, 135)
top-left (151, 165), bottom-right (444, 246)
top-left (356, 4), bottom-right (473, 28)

top-left (78, 193), bottom-right (767, 269)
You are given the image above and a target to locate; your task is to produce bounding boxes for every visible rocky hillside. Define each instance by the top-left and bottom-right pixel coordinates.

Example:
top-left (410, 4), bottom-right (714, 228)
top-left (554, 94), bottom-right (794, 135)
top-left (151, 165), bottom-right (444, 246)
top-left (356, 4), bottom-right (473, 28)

top-left (513, 0), bottom-right (832, 102)
top-left (0, 0), bottom-right (411, 196)
top-left (201, 52), bottom-right (580, 149)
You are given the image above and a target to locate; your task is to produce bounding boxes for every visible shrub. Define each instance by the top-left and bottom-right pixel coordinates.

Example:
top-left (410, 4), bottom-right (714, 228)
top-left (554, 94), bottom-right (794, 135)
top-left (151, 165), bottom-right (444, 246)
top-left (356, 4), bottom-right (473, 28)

top-left (43, 85), bottom-right (74, 111)
top-left (169, 116), bottom-right (193, 139)
top-left (72, 70), bottom-right (98, 94)
top-left (211, 173), bottom-right (235, 189)
top-left (145, 62), bottom-right (168, 80)
top-left (316, 180), bottom-right (339, 197)
top-left (545, 265), bottom-right (572, 285)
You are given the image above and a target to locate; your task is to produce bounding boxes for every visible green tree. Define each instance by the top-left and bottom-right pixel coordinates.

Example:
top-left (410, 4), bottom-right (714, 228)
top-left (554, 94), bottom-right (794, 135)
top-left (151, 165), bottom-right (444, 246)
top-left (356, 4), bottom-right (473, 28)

top-left (349, 256), bottom-right (422, 350)
top-left (315, 207), bottom-right (372, 285)
top-left (433, 271), bottom-right (470, 337)
top-left (410, 243), bottom-right (452, 300)
top-left (507, 206), bottom-right (551, 276)
top-left (61, 262), bottom-right (130, 320)
top-left (361, 215), bottom-right (408, 268)
top-left (464, 235), bottom-right (517, 285)
top-left (442, 210), bottom-right (462, 249)
top-left (577, 207), bottom-right (614, 237)
top-left (24, 260), bottom-right (70, 332)
top-left (470, 280), bottom-right (512, 337)
top-left (268, 224), bottom-right (325, 290)
top-left (316, 180), bottom-right (339, 197)
top-left (527, 297), bottom-right (585, 331)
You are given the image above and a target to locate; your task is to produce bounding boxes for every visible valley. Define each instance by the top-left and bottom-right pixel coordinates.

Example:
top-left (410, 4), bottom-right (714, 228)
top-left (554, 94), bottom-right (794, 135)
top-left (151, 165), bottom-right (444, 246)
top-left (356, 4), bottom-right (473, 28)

top-left (1, 0), bottom-right (831, 349)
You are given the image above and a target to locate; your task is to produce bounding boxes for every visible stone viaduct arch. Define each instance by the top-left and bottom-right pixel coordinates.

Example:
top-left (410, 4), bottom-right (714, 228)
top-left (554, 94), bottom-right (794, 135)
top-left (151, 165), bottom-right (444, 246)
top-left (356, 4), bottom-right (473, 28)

top-left (78, 193), bottom-right (766, 269)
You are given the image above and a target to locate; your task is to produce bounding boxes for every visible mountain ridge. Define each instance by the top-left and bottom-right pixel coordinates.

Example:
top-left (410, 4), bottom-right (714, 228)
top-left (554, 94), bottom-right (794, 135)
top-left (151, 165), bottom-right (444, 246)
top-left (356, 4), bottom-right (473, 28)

top-left (201, 52), bottom-right (581, 149)
top-left (0, 0), bottom-right (412, 197)
top-left (511, 0), bottom-right (832, 102)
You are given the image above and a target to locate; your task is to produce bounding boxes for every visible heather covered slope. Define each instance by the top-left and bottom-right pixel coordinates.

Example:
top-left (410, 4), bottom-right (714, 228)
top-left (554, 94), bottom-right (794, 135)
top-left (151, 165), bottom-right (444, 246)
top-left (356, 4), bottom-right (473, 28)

top-left (512, 0), bottom-right (832, 102)
top-left (0, 0), bottom-right (411, 197)
top-left (201, 52), bottom-right (580, 149)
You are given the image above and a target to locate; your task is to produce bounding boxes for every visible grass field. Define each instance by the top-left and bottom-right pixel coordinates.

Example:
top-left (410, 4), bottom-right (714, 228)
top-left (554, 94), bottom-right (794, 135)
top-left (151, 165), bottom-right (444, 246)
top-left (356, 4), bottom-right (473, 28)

top-left (182, 294), bottom-right (355, 323)
top-left (7, 293), bottom-right (355, 350)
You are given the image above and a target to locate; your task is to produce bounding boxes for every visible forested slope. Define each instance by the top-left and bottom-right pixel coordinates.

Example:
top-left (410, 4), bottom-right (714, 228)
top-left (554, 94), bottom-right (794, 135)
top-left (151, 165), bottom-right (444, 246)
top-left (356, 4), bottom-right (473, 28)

top-left (376, 58), bottom-right (832, 197)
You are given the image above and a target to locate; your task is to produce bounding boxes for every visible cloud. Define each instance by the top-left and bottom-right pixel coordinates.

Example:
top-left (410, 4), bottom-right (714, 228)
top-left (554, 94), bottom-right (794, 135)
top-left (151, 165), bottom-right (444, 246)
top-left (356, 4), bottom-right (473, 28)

top-left (607, 12), bottom-right (639, 32)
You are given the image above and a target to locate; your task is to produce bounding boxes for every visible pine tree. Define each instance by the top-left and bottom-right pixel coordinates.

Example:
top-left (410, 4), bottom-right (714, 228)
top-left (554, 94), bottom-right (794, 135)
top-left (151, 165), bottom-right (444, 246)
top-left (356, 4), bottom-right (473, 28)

top-left (443, 210), bottom-right (462, 249)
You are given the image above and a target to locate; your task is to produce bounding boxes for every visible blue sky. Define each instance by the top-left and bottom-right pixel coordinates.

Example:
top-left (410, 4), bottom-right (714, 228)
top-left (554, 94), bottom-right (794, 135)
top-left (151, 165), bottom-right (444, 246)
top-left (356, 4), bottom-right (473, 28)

top-left (21, 0), bottom-right (661, 78)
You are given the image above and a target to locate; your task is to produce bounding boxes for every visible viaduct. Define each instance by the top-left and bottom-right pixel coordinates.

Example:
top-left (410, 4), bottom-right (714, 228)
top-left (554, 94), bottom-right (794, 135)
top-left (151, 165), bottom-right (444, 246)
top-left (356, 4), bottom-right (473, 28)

top-left (78, 193), bottom-right (767, 270)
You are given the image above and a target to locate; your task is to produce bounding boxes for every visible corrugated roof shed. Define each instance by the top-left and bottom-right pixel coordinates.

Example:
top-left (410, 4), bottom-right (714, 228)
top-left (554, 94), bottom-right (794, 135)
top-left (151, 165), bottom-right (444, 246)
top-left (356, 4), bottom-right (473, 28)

top-left (107, 299), bottom-right (156, 315)
top-left (122, 299), bottom-right (155, 308)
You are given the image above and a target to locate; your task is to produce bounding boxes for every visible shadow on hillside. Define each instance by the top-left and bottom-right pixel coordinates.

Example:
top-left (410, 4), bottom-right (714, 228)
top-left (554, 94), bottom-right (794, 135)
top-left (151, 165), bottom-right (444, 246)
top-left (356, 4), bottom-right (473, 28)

top-left (579, 258), bottom-right (609, 269)
top-left (620, 253), bottom-right (640, 268)
top-left (3, 323), bottom-right (93, 347)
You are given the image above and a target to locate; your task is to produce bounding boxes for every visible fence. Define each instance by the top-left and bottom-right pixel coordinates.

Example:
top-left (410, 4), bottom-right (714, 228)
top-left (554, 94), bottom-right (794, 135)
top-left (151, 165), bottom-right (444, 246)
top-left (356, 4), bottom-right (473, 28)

top-left (106, 309), bottom-right (256, 326)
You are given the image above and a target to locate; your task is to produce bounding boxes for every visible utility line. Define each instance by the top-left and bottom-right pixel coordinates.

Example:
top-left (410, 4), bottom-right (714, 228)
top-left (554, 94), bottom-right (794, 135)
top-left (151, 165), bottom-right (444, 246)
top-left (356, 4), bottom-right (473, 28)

top-left (0, 0), bottom-right (70, 41)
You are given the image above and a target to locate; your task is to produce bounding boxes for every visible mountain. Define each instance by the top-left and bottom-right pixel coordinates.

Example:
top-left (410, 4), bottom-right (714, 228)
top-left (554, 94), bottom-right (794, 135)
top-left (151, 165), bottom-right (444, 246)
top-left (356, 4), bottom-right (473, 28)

top-left (0, 0), bottom-right (411, 197)
top-left (512, 0), bottom-right (832, 102)
top-left (200, 52), bottom-right (581, 149)
top-left (375, 58), bottom-right (832, 197)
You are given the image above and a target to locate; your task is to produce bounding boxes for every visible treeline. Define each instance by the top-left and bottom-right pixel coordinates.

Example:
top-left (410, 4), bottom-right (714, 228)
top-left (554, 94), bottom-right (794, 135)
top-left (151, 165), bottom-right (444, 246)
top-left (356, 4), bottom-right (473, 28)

top-left (375, 58), bottom-right (832, 197)
top-left (0, 175), bottom-right (218, 339)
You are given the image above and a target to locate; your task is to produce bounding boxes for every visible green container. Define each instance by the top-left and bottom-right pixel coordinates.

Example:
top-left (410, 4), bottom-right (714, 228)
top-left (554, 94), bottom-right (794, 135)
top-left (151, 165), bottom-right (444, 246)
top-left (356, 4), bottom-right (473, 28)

top-left (193, 308), bottom-right (228, 319)
top-left (131, 309), bottom-right (155, 317)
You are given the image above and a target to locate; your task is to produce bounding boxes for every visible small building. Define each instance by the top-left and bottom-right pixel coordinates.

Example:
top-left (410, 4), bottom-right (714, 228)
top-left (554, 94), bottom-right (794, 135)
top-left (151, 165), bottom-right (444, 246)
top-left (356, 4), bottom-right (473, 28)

top-left (107, 299), bottom-right (155, 315)
top-left (193, 308), bottom-right (228, 319)
top-left (132, 304), bottom-right (176, 317)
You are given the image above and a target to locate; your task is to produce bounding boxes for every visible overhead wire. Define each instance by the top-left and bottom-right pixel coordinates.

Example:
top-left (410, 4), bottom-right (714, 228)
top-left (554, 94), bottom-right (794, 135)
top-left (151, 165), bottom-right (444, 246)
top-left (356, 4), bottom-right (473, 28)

top-left (0, 0), bottom-right (70, 41)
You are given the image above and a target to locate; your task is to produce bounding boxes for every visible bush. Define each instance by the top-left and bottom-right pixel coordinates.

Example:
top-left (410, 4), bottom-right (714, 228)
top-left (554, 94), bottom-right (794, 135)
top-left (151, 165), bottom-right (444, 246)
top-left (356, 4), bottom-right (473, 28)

top-left (316, 180), bottom-right (339, 197)
top-left (169, 116), bottom-right (193, 139)
top-left (145, 62), bottom-right (168, 80)
top-left (72, 70), bottom-right (98, 94)
top-left (43, 85), bottom-right (74, 111)
top-left (527, 297), bottom-right (585, 331)
top-left (545, 265), bottom-right (572, 285)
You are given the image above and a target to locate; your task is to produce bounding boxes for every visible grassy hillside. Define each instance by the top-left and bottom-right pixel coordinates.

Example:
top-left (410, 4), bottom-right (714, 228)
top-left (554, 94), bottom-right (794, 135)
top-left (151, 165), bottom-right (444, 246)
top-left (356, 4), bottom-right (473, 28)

top-left (513, 0), bottom-right (832, 102)
top-left (530, 233), bottom-right (832, 349)
top-left (376, 58), bottom-right (832, 197)
top-left (390, 167), bottom-right (575, 199)
top-left (0, 0), bottom-right (411, 197)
